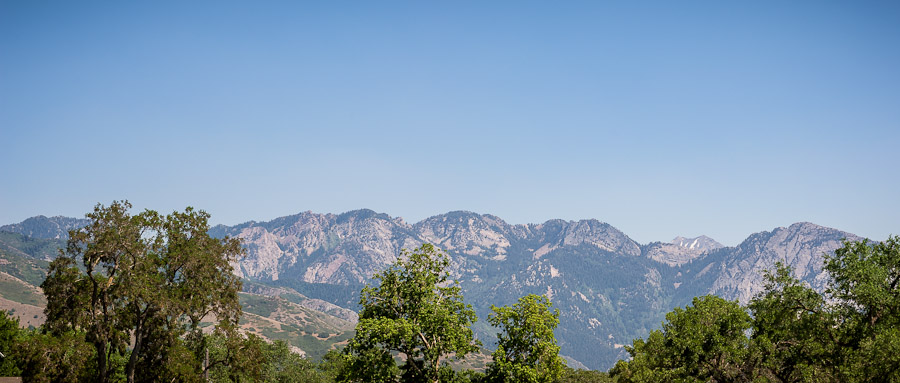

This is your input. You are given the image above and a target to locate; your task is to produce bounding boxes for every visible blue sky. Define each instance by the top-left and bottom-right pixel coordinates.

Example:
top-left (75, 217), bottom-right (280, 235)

top-left (1, 1), bottom-right (898, 245)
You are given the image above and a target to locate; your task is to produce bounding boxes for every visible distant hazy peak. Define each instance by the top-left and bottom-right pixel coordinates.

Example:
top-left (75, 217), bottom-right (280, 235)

top-left (670, 235), bottom-right (723, 251)
top-left (783, 221), bottom-right (850, 236)
top-left (0, 215), bottom-right (90, 240)
top-left (416, 210), bottom-right (507, 225)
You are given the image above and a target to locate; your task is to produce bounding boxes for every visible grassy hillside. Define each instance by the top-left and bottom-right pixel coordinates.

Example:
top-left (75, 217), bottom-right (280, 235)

top-left (238, 291), bottom-right (355, 360)
top-left (0, 233), bottom-right (52, 327)
top-left (0, 231), bottom-right (66, 261)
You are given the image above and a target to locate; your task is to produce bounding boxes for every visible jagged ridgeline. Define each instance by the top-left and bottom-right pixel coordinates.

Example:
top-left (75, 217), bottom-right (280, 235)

top-left (2, 210), bottom-right (861, 370)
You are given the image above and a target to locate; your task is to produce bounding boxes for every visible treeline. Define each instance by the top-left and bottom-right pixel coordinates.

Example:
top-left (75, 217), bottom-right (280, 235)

top-left (611, 236), bottom-right (900, 382)
top-left (0, 200), bottom-right (896, 382)
top-left (0, 319), bottom-right (342, 382)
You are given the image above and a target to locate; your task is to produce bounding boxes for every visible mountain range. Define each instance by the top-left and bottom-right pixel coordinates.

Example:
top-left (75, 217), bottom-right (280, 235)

top-left (0, 211), bottom-right (863, 369)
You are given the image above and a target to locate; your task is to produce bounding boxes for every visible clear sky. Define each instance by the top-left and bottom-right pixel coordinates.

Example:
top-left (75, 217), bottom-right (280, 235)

top-left (1, 1), bottom-right (898, 246)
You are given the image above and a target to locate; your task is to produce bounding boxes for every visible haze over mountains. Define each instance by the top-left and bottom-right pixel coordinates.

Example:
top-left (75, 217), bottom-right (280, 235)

top-left (0, 210), bottom-right (863, 369)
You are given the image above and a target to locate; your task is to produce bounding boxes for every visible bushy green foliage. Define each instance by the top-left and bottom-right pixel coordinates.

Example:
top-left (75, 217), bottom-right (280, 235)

top-left (198, 332), bottom-right (336, 383)
top-left (0, 311), bottom-right (21, 376)
top-left (555, 367), bottom-right (614, 383)
top-left (15, 328), bottom-right (99, 382)
top-left (748, 263), bottom-right (837, 381)
top-left (611, 295), bottom-right (751, 382)
top-left (342, 243), bottom-right (480, 383)
top-left (486, 294), bottom-right (565, 383)
top-left (824, 236), bottom-right (900, 381)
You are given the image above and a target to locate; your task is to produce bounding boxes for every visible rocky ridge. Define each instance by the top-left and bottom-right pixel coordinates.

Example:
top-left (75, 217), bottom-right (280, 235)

top-left (704, 222), bottom-right (862, 303)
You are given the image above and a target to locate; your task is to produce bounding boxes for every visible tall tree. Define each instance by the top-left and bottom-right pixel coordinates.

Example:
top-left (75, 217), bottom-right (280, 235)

top-left (0, 311), bottom-right (22, 376)
top-left (824, 235), bottom-right (900, 382)
top-left (747, 263), bottom-right (838, 382)
top-left (486, 294), bottom-right (565, 383)
top-left (343, 243), bottom-right (480, 383)
top-left (41, 201), bottom-right (244, 383)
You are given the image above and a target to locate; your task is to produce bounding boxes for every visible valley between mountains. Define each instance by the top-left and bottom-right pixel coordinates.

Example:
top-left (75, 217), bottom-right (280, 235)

top-left (0, 211), bottom-right (862, 370)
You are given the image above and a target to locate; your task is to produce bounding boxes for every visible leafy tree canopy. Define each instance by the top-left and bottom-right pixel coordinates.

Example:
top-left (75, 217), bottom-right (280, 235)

top-left (486, 294), bottom-right (565, 383)
top-left (611, 295), bottom-right (751, 383)
top-left (747, 262), bottom-right (838, 382)
top-left (41, 200), bottom-right (244, 383)
top-left (343, 243), bottom-right (480, 383)
top-left (824, 235), bottom-right (900, 381)
top-left (0, 311), bottom-right (21, 376)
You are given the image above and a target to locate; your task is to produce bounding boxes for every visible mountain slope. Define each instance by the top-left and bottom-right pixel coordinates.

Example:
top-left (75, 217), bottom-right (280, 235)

top-left (683, 222), bottom-right (861, 304)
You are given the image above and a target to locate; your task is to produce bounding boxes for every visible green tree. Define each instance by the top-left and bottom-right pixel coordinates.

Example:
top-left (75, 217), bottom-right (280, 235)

top-left (320, 349), bottom-right (351, 381)
top-left (486, 294), bottom-right (564, 383)
top-left (0, 311), bottom-right (21, 376)
top-left (610, 295), bottom-right (751, 383)
top-left (185, 331), bottom-right (332, 383)
top-left (15, 328), bottom-right (97, 383)
top-left (555, 367), bottom-right (614, 383)
top-left (824, 235), bottom-right (900, 382)
top-left (40, 201), bottom-right (244, 383)
top-left (250, 337), bottom-right (333, 383)
top-left (747, 263), bottom-right (838, 382)
top-left (192, 332), bottom-right (259, 383)
top-left (343, 243), bottom-right (480, 383)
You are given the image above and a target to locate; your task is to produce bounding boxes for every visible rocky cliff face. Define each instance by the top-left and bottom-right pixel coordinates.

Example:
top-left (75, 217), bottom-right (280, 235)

top-left (209, 210), bottom-right (421, 284)
top-left (700, 222), bottom-right (861, 303)
top-left (415, 211), bottom-right (518, 261)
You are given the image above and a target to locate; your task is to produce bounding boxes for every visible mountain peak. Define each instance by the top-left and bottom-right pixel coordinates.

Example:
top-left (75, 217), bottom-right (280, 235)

top-left (643, 235), bottom-right (720, 267)
top-left (784, 221), bottom-right (841, 234)
top-left (420, 210), bottom-right (493, 223)
top-left (670, 235), bottom-right (723, 252)
top-left (0, 215), bottom-right (90, 240)
top-left (335, 209), bottom-right (394, 223)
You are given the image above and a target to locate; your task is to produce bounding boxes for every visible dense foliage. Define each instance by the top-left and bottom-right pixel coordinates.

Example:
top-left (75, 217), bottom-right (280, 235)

top-left (612, 235), bottom-right (900, 382)
top-left (487, 294), bottom-right (565, 383)
top-left (610, 295), bottom-right (751, 382)
top-left (341, 243), bottom-right (481, 383)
